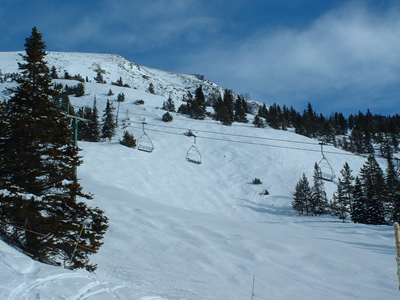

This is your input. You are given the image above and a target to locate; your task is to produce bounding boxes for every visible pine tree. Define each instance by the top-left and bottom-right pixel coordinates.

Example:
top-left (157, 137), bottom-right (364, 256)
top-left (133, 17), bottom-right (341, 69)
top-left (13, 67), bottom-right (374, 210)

top-left (94, 71), bottom-right (105, 83)
top-left (234, 96), bottom-right (248, 123)
top-left (292, 173), bottom-right (312, 216)
top-left (386, 154), bottom-right (400, 222)
top-left (357, 155), bottom-right (387, 224)
top-left (213, 91), bottom-right (232, 125)
top-left (0, 27), bottom-right (108, 271)
top-left (77, 106), bottom-right (92, 141)
top-left (162, 97), bottom-right (176, 112)
top-left (148, 82), bottom-right (155, 94)
top-left (351, 177), bottom-right (366, 223)
top-left (190, 86), bottom-right (206, 119)
top-left (101, 100), bottom-right (116, 141)
top-left (311, 163), bottom-right (328, 215)
top-left (340, 162), bottom-right (355, 210)
top-left (252, 115), bottom-right (265, 128)
top-left (50, 65), bottom-right (58, 79)
top-left (117, 92), bottom-right (125, 102)
top-left (119, 130), bottom-right (136, 148)
top-left (87, 97), bottom-right (101, 142)
top-left (332, 179), bottom-right (350, 222)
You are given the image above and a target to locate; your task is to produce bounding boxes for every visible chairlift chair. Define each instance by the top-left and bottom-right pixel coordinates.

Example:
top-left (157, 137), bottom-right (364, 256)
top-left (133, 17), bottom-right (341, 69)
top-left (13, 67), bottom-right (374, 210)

top-left (137, 118), bottom-right (154, 152)
top-left (186, 134), bottom-right (202, 164)
top-left (317, 142), bottom-right (335, 181)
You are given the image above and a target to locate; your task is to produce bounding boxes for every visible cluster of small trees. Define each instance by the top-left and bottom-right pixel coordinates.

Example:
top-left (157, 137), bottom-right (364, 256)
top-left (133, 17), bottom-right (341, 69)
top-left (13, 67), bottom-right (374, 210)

top-left (293, 156), bottom-right (400, 225)
top-left (177, 86), bottom-right (249, 125)
top-left (178, 86), bottom-right (207, 119)
top-left (0, 28), bottom-right (108, 271)
top-left (212, 89), bottom-right (248, 125)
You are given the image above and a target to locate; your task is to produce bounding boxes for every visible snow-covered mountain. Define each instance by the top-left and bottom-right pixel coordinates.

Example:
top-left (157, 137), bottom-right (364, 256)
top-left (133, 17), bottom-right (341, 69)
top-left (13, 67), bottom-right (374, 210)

top-left (0, 51), bottom-right (259, 111)
top-left (0, 51), bottom-right (398, 300)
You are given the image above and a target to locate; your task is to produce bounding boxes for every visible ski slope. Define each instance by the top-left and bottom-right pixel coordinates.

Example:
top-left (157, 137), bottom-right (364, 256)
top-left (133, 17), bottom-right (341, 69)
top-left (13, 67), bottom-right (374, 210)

top-left (0, 51), bottom-right (398, 300)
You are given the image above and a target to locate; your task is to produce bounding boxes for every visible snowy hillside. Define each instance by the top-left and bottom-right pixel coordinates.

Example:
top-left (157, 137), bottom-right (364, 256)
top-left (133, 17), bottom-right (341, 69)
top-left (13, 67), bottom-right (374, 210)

top-left (0, 51), bottom-right (398, 299)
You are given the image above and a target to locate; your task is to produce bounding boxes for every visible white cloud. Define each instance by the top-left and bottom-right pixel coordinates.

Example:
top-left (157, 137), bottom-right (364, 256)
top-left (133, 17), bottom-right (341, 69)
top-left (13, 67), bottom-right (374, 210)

top-left (180, 2), bottom-right (400, 115)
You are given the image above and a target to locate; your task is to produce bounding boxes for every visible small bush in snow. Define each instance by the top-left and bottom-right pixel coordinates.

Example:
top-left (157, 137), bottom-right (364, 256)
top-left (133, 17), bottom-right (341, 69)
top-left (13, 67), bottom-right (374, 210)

top-left (119, 131), bottom-right (136, 148)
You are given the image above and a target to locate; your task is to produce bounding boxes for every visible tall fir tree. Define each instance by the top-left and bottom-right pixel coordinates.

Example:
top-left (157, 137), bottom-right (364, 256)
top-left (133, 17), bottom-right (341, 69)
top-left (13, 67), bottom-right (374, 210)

top-left (357, 155), bottom-right (387, 224)
top-left (101, 99), bottom-right (116, 141)
top-left (310, 163), bottom-right (328, 215)
top-left (339, 162), bottom-right (355, 211)
top-left (351, 177), bottom-right (366, 223)
top-left (190, 85), bottom-right (206, 119)
top-left (332, 179), bottom-right (351, 222)
top-left (385, 154), bottom-right (400, 223)
top-left (0, 27), bottom-right (108, 271)
top-left (292, 173), bottom-right (312, 216)
top-left (233, 96), bottom-right (248, 123)
top-left (87, 97), bottom-right (101, 142)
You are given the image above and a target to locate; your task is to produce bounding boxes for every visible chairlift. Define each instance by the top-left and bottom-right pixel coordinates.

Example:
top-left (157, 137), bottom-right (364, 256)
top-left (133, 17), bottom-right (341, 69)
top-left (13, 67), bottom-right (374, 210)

top-left (317, 142), bottom-right (335, 181)
top-left (137, 118), bottom-right (154, 152)
top-left (186, 134), bottom-right (202, 164)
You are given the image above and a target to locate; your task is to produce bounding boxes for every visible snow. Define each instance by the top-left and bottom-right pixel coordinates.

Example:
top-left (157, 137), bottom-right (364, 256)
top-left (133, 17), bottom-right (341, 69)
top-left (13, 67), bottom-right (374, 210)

top-left (0, 51), bottom-right (398, 299)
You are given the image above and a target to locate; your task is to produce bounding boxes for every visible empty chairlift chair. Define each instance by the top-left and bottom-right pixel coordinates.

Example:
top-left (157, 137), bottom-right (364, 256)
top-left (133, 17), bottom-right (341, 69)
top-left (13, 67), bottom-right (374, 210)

top-left (186, 134), bottom-right (202, 164)
top-left (317, 142), bottom-right (335, 181)
top-left (137, 118), bottom-right (154, 152)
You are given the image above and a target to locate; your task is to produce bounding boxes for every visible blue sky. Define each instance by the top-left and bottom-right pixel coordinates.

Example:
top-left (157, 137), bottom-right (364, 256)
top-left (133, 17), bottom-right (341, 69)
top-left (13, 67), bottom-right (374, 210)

top-left (1, 0), bottom-right (399, 116)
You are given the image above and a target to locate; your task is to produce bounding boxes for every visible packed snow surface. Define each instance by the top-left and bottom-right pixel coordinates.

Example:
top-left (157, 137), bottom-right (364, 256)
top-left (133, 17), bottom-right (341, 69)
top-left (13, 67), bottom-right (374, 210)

top-left (0, 51), bottom-right (398, 299)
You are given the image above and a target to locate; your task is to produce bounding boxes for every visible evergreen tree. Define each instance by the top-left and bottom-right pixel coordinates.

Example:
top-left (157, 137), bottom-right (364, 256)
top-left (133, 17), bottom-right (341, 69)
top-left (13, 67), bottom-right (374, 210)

top-left (351, 177), bottom-right (366, 223)
top-left (252, 115), bottom-right (265, 128)
top-left (292, 173), bottom-right (312, 216)
top-left (94, 71), bottom-right (105, 83)
top-left (310, 163), bottom-right (328, 215)
top-left (357, 156), bottom-right (387, 224)
top-left (117, 92), bottom-right (125, 102)
top-left (119, 130), bottom-right (136, 148)
top-left (116, 76), bottom-right (123, 87)
top-left (213, 91), bottom-right (232, 125)
top-left (162, 97), bottom-right (176, 112)
top-left (101, 100), bottom-right (116, 141)
top-left (234, 96), bottom-right (248, 123)
top-left (332, 179), bottom-right (351, 222)
top-left (340, 162), bottom-right (355, 211)
top-left (385, 154), bottom-right (400, 222)
top-left (77, 106), bottom-right (92, 141)
top-left (87, 97), bottom-right (101, 142)
top-left (0, 27), bottom-right (108, 271)
top-left (50, 65), bottom-right (58, 79)
top-left (162, 112), bottom-right (173, 122)
top-left (148, 82), bottom-right (155, 94)
top-left (222, 89), bottom-right (234, 122)
top-left (190, 85), bottom-right (206, 119)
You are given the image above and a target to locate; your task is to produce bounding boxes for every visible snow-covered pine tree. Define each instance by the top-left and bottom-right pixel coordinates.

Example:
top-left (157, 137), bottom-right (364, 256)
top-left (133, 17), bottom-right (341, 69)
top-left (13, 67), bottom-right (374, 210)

top-left (332, 179), bottom-right (350, 222)
top-left (292, 173), bottom-right (312, 216)
top-left (234, 95), bottom-right (248, 123)
top-left (358, 155), bottom-right (387, 225)
top-left (351, 177), bottom-right (366, 223)
top-left (385, 154), bottom-right (400, 223)
top-left (0, 27), bottom-right (108, 271)
top-left (311, 163), bottom-right (328, 215)
top-left (339, 162), bottom-right (355, 210)
top-left (87, 97), bottom-right (101, 142)
top-left (101, 99), bottom-right (116, 141)
top-left (162, 97), bottom-right (176, 112)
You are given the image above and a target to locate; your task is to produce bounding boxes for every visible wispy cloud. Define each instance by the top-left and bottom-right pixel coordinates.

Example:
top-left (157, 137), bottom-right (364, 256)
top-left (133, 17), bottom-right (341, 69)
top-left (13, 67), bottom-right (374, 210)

top-left (179, 2), bottom-right (400, 115)
top-left (47, 0), bottom-right (221, 52)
